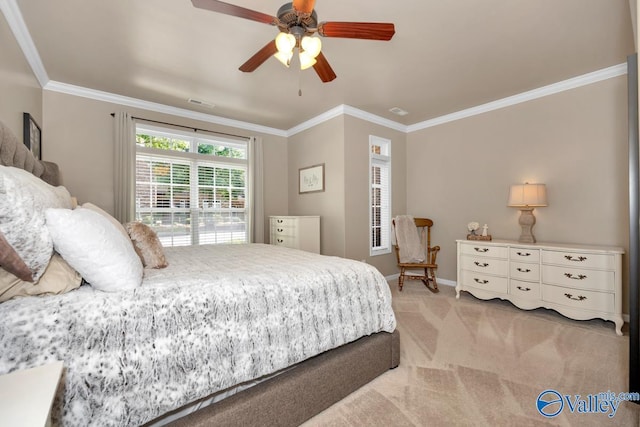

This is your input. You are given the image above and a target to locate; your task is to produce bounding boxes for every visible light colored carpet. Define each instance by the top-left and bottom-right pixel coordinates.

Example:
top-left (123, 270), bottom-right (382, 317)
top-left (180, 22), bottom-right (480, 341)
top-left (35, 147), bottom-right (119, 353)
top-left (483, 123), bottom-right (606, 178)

top-left (303, 280), bottom-right (640, 426)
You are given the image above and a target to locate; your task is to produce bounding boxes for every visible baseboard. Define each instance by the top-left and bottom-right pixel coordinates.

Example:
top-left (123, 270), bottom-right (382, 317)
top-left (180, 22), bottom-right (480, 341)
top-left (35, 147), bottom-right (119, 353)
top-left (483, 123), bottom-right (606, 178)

top-left (384, 273), bottom-right (456, 288)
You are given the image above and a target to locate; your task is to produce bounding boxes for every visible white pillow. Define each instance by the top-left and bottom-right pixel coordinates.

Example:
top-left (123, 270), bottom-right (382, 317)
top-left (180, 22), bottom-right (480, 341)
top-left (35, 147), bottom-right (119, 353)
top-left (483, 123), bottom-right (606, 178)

top-left (45, 207), bottom-right (143, 292)
top-left (0, 166), bottom-right (72, 281)
top-left (81, 202), bottom-right (130, 240)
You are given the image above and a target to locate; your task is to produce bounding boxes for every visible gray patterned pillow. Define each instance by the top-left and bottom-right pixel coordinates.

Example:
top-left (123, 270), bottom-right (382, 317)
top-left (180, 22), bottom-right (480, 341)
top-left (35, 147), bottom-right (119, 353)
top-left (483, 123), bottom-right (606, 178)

top-left (0, 166), bottom-right (72, 281)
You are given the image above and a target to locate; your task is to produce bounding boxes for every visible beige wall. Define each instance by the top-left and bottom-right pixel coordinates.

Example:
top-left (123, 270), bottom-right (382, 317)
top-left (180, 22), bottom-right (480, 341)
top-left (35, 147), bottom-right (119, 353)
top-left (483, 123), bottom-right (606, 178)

top-left (42, 90), bottom-right (288, 243)
top-left (407, 76), bottom-right (629, 306)
top-left (287, 115), bottom-right (406, 275)
top-left (288, 116), bottom-right (346, 257)
top-left (0, 13), bottom-right (42, 141)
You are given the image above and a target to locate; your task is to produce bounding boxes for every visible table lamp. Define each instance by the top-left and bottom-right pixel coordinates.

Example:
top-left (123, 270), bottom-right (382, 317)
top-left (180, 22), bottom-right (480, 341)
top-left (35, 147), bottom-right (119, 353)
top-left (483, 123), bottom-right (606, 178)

top-left (507, 183), bottom-right (547, 243)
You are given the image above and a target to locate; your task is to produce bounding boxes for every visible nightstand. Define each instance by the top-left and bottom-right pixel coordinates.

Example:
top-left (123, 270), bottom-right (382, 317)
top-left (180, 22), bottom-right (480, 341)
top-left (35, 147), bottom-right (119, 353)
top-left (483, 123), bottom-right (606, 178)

top-left (0, 361), bottom-right (63, 426)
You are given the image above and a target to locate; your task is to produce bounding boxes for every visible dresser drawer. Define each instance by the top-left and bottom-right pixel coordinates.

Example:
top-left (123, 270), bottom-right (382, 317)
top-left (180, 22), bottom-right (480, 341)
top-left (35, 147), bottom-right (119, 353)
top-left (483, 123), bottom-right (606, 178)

top-left (510, 279), bottom-right (540, 300)
top-left (271, 217), bottom-right (298, 228)
top-left (541, 265), bottom-right (614, 292)
top-left (461, 256), bottom-right (508, 276)
top-left (510, 262), bottom-right (540, 281)
top-left (541, 284), bottom-right (614, 313)
top-left (461, 271), bottom-right (508, 294)
top-left (541, 250), bottom-right (615, 270)
top-left (271, 235), bottom-right (297, 247)
top-left (510, 247), bottom-right (540, 263)
top-left (460, 243), bottom-right (508, 259)
top-left (271, 224), bottom-right (297, 237)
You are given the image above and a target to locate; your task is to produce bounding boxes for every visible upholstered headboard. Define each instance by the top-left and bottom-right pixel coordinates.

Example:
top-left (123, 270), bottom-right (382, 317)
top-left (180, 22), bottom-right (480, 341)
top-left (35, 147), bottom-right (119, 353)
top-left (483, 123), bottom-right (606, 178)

top-left (0, 120), bottom-right (60, 185)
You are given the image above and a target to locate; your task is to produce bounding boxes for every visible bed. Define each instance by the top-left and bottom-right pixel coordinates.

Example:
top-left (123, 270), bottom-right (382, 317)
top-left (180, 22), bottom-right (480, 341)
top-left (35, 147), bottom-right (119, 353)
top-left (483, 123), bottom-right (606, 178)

top-left (0, 120), bottom-right (399, 426)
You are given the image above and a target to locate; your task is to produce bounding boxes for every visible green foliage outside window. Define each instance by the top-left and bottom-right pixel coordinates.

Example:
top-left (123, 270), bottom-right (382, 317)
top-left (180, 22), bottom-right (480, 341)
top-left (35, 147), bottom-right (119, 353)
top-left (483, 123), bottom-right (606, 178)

top-left (136, 134), bottom-right (245, 158)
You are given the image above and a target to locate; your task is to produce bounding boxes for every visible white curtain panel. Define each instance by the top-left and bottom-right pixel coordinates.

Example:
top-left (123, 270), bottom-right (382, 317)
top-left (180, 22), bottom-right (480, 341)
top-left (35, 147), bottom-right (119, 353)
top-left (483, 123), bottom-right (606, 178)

top-left (248, 136), bottom-right (264, 243)
top-left (113, 112), bottom-right (136, 224)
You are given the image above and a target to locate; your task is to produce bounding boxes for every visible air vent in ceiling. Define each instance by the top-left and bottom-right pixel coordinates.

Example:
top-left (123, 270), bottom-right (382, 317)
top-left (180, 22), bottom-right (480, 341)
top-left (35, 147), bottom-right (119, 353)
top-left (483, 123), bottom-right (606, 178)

top-left (188, 98), bottom-right (215, 108)
top-left (389, 107), bottom-right (408, 116)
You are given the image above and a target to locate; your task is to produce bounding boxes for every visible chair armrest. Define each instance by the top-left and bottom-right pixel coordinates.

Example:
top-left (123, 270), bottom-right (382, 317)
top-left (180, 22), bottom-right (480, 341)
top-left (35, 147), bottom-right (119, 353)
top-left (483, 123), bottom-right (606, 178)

top-left (428, 245), bottom-right (440, 265)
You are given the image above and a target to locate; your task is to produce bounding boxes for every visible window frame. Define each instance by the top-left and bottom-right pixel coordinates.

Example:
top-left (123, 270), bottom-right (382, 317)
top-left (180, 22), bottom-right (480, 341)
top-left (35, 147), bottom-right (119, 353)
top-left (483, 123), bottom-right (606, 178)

top-left (134, 123), bottom-right (250, 247)
top-left (369, 135), bottom-right (392, 257)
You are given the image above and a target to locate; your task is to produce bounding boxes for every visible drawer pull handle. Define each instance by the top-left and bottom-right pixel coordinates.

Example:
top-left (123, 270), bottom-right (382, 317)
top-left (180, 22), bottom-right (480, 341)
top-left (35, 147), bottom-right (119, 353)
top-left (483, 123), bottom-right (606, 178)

top-left (474, 262), bottom-right (489, 267)
top-left (277, 219), bottom-right (283, 223)
top-left (474, 247), bottom-right (489, 253)
top-left (564, 293), bottom-right (587, 301)
top-left (564, 273), bottom-right (587, 280)
top-left (516, 268), bottom-right (531, 273)
top-left (516, 252), bottom-right (531, 257)
top-left (277, 239), bottom-right (284, 243)
top-left (517, 286), bottom-right (531, 292)
top-left (564, 255), bottom-right (587, 262)
top-left (474, 278), bottom-right (489, 284)
top-left (277, 228), bottom-right (283, 232)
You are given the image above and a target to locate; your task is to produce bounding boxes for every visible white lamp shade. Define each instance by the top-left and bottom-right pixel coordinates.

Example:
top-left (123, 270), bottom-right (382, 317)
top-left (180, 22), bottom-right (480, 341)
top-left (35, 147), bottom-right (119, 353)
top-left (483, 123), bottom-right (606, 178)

top-left (300, 36), bottom-right (321, 58)
top-left (299, 51), bottom-right (317, 70)
top-left (274, 50), bottom-right (293, 67)
top-left (275, 32), bottom-right (296, 53)
top-left (508, 183), bottom-right (548, 207)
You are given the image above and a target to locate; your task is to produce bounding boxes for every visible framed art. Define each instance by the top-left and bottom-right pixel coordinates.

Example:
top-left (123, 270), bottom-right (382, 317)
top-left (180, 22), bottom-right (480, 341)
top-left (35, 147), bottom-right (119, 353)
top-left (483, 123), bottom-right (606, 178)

top-left (23, 112), bottom-right (42, 160)
top-left (299, 163), bottom-right (325, 194)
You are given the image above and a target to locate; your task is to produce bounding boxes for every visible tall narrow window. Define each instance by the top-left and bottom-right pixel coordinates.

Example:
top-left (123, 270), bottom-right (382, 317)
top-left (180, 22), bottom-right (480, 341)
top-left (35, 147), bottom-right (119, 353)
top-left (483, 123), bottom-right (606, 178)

top-left (135, 124), bottom-right (249, 247)
top-left (369, 136), bottom-right (391, 256)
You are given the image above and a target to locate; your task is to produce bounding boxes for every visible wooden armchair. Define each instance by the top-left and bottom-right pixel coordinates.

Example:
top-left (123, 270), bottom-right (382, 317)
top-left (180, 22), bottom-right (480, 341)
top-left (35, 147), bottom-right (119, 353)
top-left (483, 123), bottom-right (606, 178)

top-left (392, 217), bottom-right (440, 292)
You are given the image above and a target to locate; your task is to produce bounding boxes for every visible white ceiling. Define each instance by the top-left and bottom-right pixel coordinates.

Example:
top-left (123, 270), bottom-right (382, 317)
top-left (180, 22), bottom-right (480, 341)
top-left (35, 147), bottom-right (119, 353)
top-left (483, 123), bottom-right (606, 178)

top-left (9, 0), bottom-right (636, 131)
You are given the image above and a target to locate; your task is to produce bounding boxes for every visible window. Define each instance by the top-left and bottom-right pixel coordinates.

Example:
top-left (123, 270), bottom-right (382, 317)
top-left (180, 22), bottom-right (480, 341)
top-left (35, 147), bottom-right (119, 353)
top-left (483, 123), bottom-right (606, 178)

top-left (369, 136), bottom-right (391, 256)
top-left (135, 124), bottom-right (249, 247)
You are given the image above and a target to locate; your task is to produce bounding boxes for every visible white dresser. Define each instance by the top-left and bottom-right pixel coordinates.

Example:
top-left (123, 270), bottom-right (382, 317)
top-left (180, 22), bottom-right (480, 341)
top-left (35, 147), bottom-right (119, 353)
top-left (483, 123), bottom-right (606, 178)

top-left (269, 216), bottom-right (320, 253)
top-left (456, 239), bottom-right (624, 335)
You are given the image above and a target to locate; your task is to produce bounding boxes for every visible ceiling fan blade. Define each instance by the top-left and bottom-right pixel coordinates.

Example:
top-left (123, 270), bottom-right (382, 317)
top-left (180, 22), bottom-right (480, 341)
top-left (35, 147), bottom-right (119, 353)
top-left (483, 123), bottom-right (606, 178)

top-left (191, 0), bottom-right (277, 25)
top-left (239, 40), bottom-right (278, 72)
top-left (318, 22), bottom-right (396, 41)
top-left (293, 0), bottom-right (316, 14)
top-left (313, 52), bottom-right (337, 83)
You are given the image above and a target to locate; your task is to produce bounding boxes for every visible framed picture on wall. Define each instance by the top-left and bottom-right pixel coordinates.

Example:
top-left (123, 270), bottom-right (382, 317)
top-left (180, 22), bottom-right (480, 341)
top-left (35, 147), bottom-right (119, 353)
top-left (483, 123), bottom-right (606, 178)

top-left (299, 163), bottom-right (325, 194)
top-left (23, 112), bottom-right (42, 160)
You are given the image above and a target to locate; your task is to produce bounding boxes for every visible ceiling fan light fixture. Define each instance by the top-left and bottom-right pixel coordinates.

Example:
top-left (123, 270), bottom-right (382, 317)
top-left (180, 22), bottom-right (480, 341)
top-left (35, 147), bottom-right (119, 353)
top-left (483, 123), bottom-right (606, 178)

top-left (274, 50), bottom-right (293, 67)
top-left (275, 32), bottom-right (296, 54)
top-left (299, 51), bottom-right (317, 70)
top-left (300, 35), bottom-right (321, 58)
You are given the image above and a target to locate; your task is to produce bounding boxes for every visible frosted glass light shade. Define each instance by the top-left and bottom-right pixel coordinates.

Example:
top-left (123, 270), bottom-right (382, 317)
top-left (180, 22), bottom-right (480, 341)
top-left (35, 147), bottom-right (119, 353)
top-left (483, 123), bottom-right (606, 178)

top-left (275, 32), bottom-right (296, 54)
top-left (508, 183), bottom-right (548, 207)
top-left (300, 36), bottom-right (321, 58)
top-left (299, 51), bottom-right (317, 70)
top-left (274, 50), bottom-right (293, 67)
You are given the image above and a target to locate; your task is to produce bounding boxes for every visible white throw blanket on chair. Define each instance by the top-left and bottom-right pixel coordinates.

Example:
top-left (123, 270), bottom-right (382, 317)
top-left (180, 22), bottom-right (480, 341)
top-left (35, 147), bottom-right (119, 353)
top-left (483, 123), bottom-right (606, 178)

top-left (394, 215), bottom-right (425, 263)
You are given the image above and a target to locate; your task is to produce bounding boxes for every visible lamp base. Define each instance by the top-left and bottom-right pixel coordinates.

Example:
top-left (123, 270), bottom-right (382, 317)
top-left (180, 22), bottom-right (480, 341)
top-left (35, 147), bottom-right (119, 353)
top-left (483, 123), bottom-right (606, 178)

top-left (518, 208), bottom-right (537, 243)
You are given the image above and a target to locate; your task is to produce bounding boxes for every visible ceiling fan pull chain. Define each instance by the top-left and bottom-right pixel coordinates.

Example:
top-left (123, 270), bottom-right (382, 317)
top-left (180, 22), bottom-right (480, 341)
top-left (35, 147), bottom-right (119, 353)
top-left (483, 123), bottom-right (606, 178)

top-left (298, 67), bottom-right (303, 96)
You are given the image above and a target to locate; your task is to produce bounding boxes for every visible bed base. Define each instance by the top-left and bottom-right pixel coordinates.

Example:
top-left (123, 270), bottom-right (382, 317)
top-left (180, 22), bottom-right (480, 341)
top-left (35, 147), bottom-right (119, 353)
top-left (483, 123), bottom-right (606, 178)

top-left (165, 330), bottom-right (400, 427)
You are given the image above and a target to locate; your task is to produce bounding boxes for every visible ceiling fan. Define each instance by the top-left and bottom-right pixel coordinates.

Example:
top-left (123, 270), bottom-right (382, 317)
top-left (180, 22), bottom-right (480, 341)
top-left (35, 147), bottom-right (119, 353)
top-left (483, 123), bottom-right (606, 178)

top-left (191, 0), bottom-right (395, 83)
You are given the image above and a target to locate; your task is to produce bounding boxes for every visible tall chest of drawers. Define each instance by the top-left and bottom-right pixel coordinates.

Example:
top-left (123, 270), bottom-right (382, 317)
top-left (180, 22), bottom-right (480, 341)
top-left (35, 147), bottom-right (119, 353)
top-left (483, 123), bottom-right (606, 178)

top-left (456, 239), bottom-right (624, 335)
top-left (269, 216), bottom-right (320, 253)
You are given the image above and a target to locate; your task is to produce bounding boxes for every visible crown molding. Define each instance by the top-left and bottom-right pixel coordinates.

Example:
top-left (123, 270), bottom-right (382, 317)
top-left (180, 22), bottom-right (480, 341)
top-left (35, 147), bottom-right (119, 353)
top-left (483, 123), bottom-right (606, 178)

top-left (407, 63), bottom-right (628, 132)
top-left (286, 105), bottom-right (407, 137)
top-left (341, 105), bottom-right (408, 133)
top-left (286, 105), bottom-right (346, 136)
top-left (0, 0), bottom-right (48, 87)
top-left (44, 81), bottom-right (288, 137)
